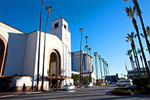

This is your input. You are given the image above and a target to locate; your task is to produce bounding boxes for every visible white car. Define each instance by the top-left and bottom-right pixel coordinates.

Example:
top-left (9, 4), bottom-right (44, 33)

top-left (116, 79), bottom-right (133, 86)
top-left (85, 83), bottom-right (93, 88)
top-left (62, 85), bottom-right (75, 91)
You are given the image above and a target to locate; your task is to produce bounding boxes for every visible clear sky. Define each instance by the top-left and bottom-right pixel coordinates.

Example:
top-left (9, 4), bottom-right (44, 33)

top-left (0, 0), bottom-right (150, 78)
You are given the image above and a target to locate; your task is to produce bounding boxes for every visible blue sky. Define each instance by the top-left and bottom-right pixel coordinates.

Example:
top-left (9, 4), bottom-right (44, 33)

top-left (0, 0), bottom-right (150, 78)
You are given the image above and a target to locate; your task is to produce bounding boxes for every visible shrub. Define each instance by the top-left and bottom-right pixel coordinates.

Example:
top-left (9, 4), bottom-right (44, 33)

top-left (111, 88), bottom-right (132, 95)
top-left (140, 89), bottom-right (150, 94)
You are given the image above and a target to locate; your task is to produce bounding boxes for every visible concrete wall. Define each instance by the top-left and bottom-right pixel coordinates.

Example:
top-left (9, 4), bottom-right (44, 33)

top-left (0, 22), bottom-right (26, 76)
top-left (23, 32), bottom-right (38, 76)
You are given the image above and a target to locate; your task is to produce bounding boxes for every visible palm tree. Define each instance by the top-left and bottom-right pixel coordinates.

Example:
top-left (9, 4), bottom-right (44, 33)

top-left (94, 52), bottom-right (98, 80)
top-left (126, 49), bottom-right (137, 78)
top-left (41, 5), bottom-right (53, 91)
top-left (79, 28), bottom-right (83, 86)
top-left (85, 45), bottom-right (89, 54)
top-left (85, 36), bottom-right (88, 45)
top-left (125, 6), bottom-right (150, 84)
top-left (141, 26), bottom-right (150, 43)
top-left (105, 62), bottom-right (108, 76)
top-left (137, 48), bottom-right (146, 77)
top-left (98, 55), bottom-right (102, 79)
top-left (132, 0), bottom-right (150, 54)
top-left (123, 0), bottom-right (150, 54)
top-left (88, 47), bottom-right (92, 56)
top-left (126, 32), bottom-right (142, 78)
top-left (146, 26), bottom-right (150, 40)
top-left (101, 58), bottom-right (105, 79)
top-left (37, 0), bottom-right (44, 91)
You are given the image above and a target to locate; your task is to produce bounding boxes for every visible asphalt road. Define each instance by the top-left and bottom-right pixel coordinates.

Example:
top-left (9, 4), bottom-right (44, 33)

top-left (1, 84), bottom-right (150, 100)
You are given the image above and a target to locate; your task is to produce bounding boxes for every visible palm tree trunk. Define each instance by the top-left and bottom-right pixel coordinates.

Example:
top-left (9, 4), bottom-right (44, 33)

top-left (132, 17), bottom-right (150, 84)
top-left (133, 0), bottom-right (150, 54)
top-left (80, 32), bottom-right (82, 86)
top-left (133, 49), bottom-right (142, 78)
top-left (130, 55), bottom-right (137, 78)
top-left (37, 0), bottom-right (44, 91)
top-left (99, 59), bottom-right (102, 79)
top-left (41, 10), bottom-right (49, 90)
top-left (131, 41), bottom-right (142, 78)
top-left (103, 62), bottom-right (105, 80)
top-left (95, 56), bottom-right (98, 80)
top-left (140, 55), bottom-right (146, 77)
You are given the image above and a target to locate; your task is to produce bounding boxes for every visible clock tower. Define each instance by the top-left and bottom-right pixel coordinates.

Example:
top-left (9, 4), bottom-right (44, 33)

top-left (49, 18), bottom-right (71, 51)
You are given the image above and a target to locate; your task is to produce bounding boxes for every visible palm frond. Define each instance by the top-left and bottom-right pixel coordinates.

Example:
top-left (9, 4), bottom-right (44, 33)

top-left (79, 28), bottom-right (83, 32)
top-left (123, 0), bottom-right (129, 2)
top-left (140, 33), bottom-right (145, 38)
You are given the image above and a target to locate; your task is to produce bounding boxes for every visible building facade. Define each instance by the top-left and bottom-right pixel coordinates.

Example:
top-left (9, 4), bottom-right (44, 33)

top-left (105, 73), bottom-right (118, 83)
top-left (127, 67), bottom-right (150, 79)
top-left (71, 51), bottom-right (93, 73)
top-left (0, 18), bottom-right (73, 92)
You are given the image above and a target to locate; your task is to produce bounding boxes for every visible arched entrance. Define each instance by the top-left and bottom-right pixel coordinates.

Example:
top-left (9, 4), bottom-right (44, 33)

top-left (47, 50), bottom-right (61, 89)
top-left (0, 35), bottom-right (7, 76)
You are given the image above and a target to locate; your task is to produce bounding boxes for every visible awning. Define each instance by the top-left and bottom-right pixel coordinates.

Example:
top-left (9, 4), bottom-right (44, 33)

top-left (0, 76), bottom-right (14, 81)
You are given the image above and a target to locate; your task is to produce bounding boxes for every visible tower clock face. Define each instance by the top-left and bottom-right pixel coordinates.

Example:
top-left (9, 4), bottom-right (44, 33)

top-left (65, 34), bottom-right (69, 41)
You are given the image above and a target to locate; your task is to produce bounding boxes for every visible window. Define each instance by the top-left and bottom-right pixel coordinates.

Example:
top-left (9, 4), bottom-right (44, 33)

top-left (54, 23), bottom-right (59, 28)
top-left (64, 25), bottom-right (66, 29)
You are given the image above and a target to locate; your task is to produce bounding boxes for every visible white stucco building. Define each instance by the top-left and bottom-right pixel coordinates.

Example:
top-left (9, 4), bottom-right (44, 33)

top-left (0, 18), bottom-right (73, 91)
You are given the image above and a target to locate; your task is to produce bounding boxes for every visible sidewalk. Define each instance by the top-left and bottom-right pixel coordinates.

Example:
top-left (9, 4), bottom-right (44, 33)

top-left (0, 89), bottom-right (52, 98)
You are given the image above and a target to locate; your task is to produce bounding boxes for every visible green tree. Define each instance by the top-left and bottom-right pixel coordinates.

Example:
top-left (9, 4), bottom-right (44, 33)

top-left (125, 6), bottom-right (150, 84)
top-left (71, 73), bottom-right (80, 82)
top-left (83, 76), bottom-right (91, 84)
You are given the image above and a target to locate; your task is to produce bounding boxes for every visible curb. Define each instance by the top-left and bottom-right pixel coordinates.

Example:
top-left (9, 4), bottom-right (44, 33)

top-left (0, 91), bottom-right (43, 98)
top-left (110, 92), bottom-right (131, 96)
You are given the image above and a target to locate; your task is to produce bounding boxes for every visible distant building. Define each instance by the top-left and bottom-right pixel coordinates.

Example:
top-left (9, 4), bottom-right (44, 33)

top-left (127, 60), bottom-right (150, 79)
top-left (105, 73), bottom-right (118, 83)
top-left (71, 51), bottom-right (93, 73)
top-left (71, 52), bottom-right (96, 84)
top-left (127, 67), bottom-right (150, 79)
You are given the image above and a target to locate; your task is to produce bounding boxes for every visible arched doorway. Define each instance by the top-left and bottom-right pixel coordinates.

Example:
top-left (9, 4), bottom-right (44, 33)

top-left (47, 50), bottom-right (61, 89)
top-left (0, 35), bottom-right (7, 76)
top-left (49, 52), bottom-right (60, 76)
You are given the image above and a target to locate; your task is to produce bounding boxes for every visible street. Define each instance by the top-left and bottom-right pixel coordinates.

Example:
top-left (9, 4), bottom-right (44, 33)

top-left (1, 84), bottom-right (150, 100)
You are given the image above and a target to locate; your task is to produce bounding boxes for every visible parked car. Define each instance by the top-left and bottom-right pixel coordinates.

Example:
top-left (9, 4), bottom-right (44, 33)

top-left (62, 85), bottom-right (75, 91)
top-left (116, 79), bottom-right (133, 86)
top-left (85, 83), bottom-right (93, 88)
